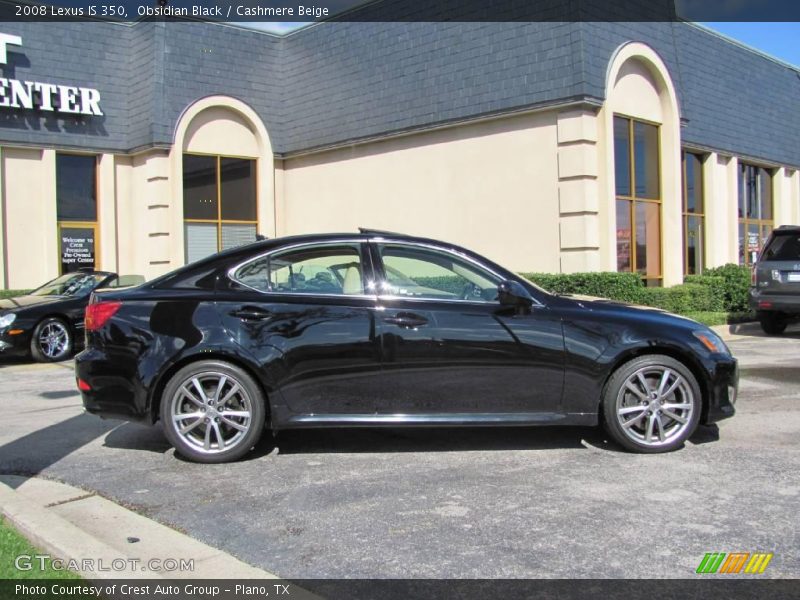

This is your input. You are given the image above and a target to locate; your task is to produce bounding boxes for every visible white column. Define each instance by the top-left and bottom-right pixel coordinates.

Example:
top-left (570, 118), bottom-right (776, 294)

top-left (773, 167), bottom-right (796, 228)
top-left (97, 154), bottom-right (117, 272)
top-left (0, 146), bottom-right (5, 289)
top-left (41, 149), bottom-right (58, 281)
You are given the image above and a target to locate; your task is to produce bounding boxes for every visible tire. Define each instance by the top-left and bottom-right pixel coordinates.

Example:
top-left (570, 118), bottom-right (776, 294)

top-left (758, 312), bottom-right (787, 335)
top-left (160, 360), bottom-right (266, 463)
top-left (30, 317), bottom-right (73, 362)
top-left (602, 354), bottom-right (702, 453)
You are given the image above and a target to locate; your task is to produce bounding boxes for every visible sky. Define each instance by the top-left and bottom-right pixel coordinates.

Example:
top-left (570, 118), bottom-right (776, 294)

top-left (701, 22), bottom-right (800, 67)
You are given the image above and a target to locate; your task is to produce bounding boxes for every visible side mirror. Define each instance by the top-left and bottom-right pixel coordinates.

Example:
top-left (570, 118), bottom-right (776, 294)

top-left (497, 279), bottom-right (535, 308)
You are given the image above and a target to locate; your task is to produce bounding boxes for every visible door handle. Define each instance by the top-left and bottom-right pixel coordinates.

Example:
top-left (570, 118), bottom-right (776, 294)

top-left (229, 307), bottom-right (273, 321)
top-left (383, 312), bottom-right (428, 328)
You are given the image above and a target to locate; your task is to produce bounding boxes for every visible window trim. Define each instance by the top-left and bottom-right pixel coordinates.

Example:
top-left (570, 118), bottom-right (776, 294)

top-left (681, 150), bottom-right (706, 276)
top-left (738, 162), bottom-right (774, 266)
top-left (183, 152), bottom-right (258, 260)
top-left (56, 152), bottom-right (100, 274)
top-left (227, 239), bottom-right (533, 307)
top-left (370, 240), bottom-right (540, 307)
top-left (613, 114), bottom-right (664, 284)
top-left (228, 239), bottom-right (377, 299)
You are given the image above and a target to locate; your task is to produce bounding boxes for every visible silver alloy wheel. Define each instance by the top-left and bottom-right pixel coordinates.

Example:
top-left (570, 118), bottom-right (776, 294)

top-left (169, 371), bottom-right (253, 455)
top-left (615, 365), bottom-right (695, 447)
top-left (38, 321), bottom-right (69, 359)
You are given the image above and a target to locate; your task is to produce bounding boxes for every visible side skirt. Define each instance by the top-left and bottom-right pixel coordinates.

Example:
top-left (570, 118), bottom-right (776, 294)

top-left (277, 412), bottom-right (597, 429)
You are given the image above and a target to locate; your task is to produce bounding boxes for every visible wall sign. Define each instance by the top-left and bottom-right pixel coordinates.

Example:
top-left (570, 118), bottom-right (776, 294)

top-left (60, 227), bottom-right (96, 273)
top-left (0, 33), bottom-right (103, 116)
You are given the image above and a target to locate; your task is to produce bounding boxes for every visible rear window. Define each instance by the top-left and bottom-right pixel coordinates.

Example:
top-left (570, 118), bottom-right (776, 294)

top-left (762, 234), bottom-right (800, 261)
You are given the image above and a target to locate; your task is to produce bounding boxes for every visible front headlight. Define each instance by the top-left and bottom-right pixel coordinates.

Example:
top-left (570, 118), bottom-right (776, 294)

top-left (692, 329), bottom-right (730, 355)
top-left (0, 313), bottom-right (16, 328)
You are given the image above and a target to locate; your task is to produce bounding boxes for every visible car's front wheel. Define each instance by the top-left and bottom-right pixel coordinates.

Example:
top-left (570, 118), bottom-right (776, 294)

top-left (30, 317), bottom-right (73, 362)
top-left (602, 355), bottom-right (701, 453)
top-left (160, 360), bottom-right (266, 463)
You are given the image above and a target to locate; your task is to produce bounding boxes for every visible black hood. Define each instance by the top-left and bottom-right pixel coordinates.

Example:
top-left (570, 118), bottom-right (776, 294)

top-left (0, 295), bottom-right (64, 312)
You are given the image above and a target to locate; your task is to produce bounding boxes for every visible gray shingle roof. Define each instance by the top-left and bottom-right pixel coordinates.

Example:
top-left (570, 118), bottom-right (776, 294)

top-left (0, 19), bottom-right (797, 167)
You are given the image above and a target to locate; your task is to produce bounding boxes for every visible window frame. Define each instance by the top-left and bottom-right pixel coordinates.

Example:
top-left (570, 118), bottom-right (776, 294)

top-left (183, 151), bottom-right (258, 261)
top-left (56, 152), bottom-right (100, 274)
top-left (681, 150), bottom-right (706, 276)
top-left (228, 240), bottom-right (376, 299)
top-left (738, 162), bottom-right (774, 266)
top-left (371, 241), bottom-right (524, 306)
top-left (613, 115), bottom-right (663, 285)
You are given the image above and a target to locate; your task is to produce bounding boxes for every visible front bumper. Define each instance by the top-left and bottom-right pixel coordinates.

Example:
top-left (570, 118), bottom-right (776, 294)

top-left (702, 356), bottom-right (738, 425)
top-left (0, 327), bottom-right (31, 357)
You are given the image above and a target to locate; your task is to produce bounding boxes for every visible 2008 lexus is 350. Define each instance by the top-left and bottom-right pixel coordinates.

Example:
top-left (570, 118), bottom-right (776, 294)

top-left (76, 230), bottom-right (737, 463)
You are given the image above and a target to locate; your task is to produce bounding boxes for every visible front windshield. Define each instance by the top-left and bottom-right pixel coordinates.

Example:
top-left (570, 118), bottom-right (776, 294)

top-left (30, 273), bottom-right (107, 297)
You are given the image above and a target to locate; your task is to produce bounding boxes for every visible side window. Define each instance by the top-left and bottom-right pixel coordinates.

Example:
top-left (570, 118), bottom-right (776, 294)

top-left (233, 244), bottom-right (366, 296)
top-left (377, 244), bottom-right (500, 302)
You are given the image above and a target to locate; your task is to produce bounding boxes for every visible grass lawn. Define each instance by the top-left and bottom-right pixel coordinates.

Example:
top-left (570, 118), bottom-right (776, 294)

top-left (0, 517), bottom-right (81, 580)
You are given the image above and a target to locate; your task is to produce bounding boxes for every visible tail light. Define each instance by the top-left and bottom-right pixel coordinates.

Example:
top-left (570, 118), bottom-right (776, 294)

top-left (85, 301), bottom-right (121, 331)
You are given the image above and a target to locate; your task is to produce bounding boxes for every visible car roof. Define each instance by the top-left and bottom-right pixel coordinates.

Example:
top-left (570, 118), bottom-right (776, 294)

top-left (773, 226), bottom-right (800, 234)
top-left (146, 230), bottom-right (515, 290)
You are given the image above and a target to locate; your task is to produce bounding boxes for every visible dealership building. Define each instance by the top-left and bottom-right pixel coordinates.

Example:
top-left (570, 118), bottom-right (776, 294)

top-left (0, 13), bottom-right (799, 290)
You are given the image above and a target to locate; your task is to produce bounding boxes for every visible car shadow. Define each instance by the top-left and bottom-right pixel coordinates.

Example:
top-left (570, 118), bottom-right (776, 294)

top-left (101, 422), bottom-right (172, 454)
top-left (0, 356), bottom-right (76, 369)
top-left (266, 425), bottom-right (616, 456)
top-left (0, 414), bottom-right (118, 488)
top-left (103, 422), bottom-right (724, 460)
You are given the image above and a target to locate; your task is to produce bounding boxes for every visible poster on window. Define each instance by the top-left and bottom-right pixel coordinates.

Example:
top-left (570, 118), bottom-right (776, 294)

top-left (60, 227), bottom-right (96, 273)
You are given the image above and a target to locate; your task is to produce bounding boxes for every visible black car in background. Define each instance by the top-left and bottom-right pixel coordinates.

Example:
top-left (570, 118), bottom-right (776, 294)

top-left (750, 225), bottom-right (800, 334)
top-left (0, 271), bottom-right (143, 362)
top-left (76, 231), bottom-right (738, 462)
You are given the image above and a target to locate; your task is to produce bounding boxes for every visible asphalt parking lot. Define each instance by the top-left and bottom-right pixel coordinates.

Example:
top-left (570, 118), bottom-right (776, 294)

top-left (1, 327), bottom-right (799, 579)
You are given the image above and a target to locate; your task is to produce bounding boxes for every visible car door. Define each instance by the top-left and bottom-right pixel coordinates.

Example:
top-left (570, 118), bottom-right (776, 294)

top-left (218, 241), bottom-right (382, 421)
top-left (370, 241), bottom-right (565, 418)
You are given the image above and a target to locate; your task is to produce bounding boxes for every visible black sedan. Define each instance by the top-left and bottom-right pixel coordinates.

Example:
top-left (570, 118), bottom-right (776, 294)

top-left (76, 231), bottom-right (737, 462)
top-left (0, 271), bottom-right (134, 362)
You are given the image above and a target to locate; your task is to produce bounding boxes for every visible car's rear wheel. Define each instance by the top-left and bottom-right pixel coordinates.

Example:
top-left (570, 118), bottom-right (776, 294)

top-left (602, 355), bottom-right (701, 453)
top-left (30, 317), bottom-right (73, 362)
top-left (160, 361), bottom-right (266, 463)
top-left (758, 312), bottom-right (788, 335)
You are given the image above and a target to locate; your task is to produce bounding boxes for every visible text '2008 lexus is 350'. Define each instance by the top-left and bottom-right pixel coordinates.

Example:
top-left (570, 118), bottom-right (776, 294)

top-left (76, 231), bottom-right (737, 463)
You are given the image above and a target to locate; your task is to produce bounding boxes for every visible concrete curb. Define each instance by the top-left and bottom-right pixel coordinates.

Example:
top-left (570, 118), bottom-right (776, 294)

top-left (0, 475), bottom-right (278, 580)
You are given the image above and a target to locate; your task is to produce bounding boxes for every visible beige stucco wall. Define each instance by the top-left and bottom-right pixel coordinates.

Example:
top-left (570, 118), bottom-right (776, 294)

top-left (2, 147), bottom-right (57, 289)
top-left (3, 82), bottom-right (800, 291)
top-left (281, 111), bottom-right (561, 273)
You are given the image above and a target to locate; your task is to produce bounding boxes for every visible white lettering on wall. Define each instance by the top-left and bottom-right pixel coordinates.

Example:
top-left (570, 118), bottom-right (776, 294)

top-left (0, 33), bottom-right (103, 116)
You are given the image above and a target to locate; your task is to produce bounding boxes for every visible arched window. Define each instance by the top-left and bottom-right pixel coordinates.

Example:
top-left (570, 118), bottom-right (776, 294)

top-left (605, 43), bottom-right (682, 286)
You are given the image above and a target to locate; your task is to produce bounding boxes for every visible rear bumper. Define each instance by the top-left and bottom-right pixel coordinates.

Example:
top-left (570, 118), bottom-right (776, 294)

top-left (75, 347), bottom-right (150, 422)
top-left (702, 356), bottom-right (738, 425)
top-left (749, 289), bottom-right (800, 314)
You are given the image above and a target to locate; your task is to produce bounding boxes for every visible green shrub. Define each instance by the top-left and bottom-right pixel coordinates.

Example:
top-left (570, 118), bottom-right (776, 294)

top-left (0, 289), bottom-right (30, 300)
top-left (702, 264), bottom-right (751, 312)
top-left (413, 276), bottom-right (464, 295)
top-left (683, 275), bottom-right (726, 312)
top-left (521, 272), bottom-right (644, 303)
top-left (638, 283), bottom-right (716, 314)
